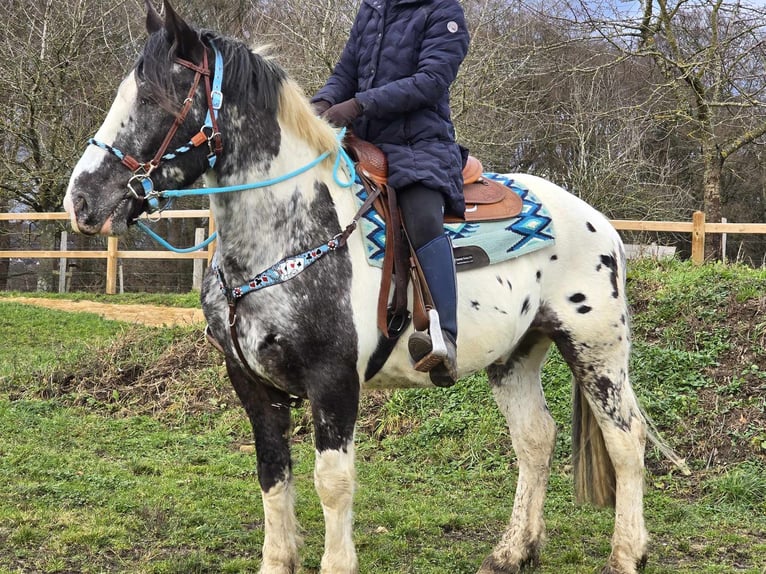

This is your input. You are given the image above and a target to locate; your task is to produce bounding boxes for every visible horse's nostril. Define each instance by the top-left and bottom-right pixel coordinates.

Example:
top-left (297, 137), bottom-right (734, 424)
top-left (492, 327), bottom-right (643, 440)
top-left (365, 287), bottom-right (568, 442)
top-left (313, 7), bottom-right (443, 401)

top-left (74, 194), bottom-right (87, 215)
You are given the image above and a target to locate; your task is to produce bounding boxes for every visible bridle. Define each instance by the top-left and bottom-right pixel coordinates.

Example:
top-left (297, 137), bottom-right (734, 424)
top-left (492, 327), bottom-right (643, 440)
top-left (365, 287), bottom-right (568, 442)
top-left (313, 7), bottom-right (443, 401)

top-left (88, 40), bottom-right (224, 215)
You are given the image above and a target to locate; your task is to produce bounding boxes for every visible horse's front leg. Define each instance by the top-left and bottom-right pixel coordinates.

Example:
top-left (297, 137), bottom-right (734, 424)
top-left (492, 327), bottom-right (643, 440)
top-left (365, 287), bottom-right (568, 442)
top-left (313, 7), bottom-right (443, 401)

top-left (310, 373), bottom-right (360, 574)
top-left (226, 358), bottom-right (300, 574)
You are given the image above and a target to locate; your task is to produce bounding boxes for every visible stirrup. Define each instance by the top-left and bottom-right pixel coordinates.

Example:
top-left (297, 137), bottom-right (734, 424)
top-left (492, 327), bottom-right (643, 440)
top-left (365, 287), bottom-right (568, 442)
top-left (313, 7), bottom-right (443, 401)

top-left (411, 309), bottom-right (448, 372)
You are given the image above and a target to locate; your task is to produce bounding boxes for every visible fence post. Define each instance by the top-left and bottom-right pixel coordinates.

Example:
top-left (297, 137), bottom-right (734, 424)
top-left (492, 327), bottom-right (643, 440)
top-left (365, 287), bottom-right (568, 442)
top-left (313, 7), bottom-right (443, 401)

top-left (58, 231), bottom-right (68, 294)
top-left (106, 236), bottom-right (118, 294)
top-left (207, 215), bottom-right (216, 265)
top-left (193, 227), bottom-right (205, 290)
top-left (692, 211), bottom-right (705, 265)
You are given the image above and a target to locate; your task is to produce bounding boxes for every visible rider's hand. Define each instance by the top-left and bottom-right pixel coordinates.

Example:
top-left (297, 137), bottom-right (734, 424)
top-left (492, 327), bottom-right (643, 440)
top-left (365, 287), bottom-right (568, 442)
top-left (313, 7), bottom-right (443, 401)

top-left (322, 98), bottom-right (362, 127)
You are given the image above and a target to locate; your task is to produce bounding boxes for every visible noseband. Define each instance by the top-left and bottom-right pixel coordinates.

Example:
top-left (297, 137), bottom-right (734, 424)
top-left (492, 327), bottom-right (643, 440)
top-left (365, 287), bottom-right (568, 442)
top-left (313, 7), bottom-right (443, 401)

top-left (88, 41), bottom-right (224, 215)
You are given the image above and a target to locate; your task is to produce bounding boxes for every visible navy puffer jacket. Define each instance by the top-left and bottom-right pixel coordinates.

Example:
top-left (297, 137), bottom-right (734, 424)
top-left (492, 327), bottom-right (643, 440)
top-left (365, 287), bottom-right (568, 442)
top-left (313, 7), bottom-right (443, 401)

top-left (313, 0), bottom-right (470, 216)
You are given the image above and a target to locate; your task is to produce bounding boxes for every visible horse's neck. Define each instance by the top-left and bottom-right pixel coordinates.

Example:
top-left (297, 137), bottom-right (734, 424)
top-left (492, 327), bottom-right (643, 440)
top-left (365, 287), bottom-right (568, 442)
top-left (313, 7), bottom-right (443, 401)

top-left (205, 131), bottom-right (344, 277)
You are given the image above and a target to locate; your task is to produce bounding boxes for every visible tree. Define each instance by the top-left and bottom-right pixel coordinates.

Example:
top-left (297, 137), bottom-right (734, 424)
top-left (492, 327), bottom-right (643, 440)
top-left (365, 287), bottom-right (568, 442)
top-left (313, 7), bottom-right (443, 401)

top-left (0, 0), bottom-right (142, 289)
top-left (569, 0), bottom-right (766, 258)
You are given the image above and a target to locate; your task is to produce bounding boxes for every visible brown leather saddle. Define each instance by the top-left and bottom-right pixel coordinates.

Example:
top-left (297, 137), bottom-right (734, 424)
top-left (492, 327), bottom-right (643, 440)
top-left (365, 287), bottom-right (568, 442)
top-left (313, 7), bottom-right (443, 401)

top-left (345, 133), bottom-right (522, 223)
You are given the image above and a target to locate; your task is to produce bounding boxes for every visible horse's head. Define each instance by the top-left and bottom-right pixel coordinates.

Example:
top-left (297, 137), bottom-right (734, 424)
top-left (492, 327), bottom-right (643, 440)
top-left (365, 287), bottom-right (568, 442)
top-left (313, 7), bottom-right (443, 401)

top-left (64, 1), bottom-right (220, 235)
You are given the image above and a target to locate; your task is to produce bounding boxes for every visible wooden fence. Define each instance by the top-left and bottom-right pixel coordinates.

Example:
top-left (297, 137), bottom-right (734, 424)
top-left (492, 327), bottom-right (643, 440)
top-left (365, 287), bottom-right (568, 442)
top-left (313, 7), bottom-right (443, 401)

top-left (0, 210), bottom-right (214, 294)
top-left (1, 209), bottom-right (765, 294)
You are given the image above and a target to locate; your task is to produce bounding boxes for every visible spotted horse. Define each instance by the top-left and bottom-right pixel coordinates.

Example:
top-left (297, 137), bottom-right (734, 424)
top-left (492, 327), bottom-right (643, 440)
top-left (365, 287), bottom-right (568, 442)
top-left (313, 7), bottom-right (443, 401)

top-left (64, 2), bottom-right (684, 573)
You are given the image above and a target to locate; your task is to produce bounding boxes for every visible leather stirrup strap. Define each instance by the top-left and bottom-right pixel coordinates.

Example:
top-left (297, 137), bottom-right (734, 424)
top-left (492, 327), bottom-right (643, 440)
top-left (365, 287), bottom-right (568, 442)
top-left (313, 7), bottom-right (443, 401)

top-left (403, 226), bottom-right (435, 332)
top-left (368, 176), bottom-right (410, 338)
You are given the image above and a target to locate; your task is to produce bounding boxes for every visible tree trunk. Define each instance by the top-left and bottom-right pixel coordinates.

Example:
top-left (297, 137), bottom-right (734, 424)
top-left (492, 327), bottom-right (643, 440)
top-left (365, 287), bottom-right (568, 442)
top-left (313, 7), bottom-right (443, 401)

top-left (0, 229), bottom-right (9, 291)
top-left (702, 143), bottom-right (724, 261)
top-left (35, 223), bottom-right (57, 292)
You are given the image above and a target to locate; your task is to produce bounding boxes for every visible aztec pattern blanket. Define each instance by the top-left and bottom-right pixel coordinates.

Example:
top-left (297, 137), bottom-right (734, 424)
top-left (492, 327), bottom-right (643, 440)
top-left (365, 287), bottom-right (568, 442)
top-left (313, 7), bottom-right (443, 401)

top-left (355, 173), bottom-right (555, 270)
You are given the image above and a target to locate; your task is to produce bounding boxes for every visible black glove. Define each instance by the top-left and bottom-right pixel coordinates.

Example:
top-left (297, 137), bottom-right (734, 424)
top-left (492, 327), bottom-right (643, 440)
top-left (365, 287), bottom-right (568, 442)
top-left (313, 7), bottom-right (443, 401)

top-left (322, 98), bottom-right (362, 127)
top-left (311, 99), bottom-right (331, 115)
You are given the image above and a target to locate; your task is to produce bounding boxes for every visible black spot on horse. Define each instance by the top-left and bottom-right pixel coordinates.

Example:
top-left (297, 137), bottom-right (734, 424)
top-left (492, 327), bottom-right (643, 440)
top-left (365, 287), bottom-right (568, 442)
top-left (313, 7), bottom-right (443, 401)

top-left (496, 275), bottom-right (503, 285)
top-left (471, 300), bottom-right (480, 310)
top-left (258, 333), bottom-right (279, 350)
top-left (586, 222), bottom-right (597, 233)
top-left (577, 305), bottom-right (592, 314)
top-left (600, 254), bottom-right (616, 267)
top-left (536, 270), bottom-right (542, 282)
top-left (594, 376), bottom-right (613, 402)
top-left (487, 330), bottom-right (549, 382)
top-left (598, 253), bottom-right (620, 298)
top-left (506, 279), bottom-right (513, 291)
top-left (521, 296), bottom-right (530, 315)
top-left (569, 293), bottom-right (586, 303)
top-left (550, 254), bottom-right (558, 261)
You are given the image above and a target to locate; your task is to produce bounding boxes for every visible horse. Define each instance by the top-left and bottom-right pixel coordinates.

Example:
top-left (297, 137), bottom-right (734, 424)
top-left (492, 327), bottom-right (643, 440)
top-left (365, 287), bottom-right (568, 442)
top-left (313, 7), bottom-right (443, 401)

top-left (63, 3), bottom-right (674, 573)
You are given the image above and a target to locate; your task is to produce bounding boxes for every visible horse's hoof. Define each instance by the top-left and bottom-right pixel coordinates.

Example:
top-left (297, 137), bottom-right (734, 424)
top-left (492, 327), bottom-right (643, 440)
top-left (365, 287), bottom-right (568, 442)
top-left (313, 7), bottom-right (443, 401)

top-left (600, 554), bottom-right (647, 574)
top-left (477, 543), bottom-right (541, 574)
top-left (259, 564), bottom-right (296, 574)
top-left (477, 555), bottom-right (520, 574)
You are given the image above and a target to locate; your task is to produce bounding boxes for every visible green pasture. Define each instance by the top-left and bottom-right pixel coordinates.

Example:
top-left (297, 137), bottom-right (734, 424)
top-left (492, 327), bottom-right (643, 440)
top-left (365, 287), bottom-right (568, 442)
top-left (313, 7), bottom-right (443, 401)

top-left (0, 259), bottom-right (764, 573)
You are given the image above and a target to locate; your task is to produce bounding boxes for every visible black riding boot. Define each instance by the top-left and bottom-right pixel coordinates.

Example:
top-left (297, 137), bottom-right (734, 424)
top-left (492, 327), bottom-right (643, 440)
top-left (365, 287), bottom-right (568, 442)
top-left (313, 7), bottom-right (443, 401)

top-left (408, 233), bottom-right (458, 387)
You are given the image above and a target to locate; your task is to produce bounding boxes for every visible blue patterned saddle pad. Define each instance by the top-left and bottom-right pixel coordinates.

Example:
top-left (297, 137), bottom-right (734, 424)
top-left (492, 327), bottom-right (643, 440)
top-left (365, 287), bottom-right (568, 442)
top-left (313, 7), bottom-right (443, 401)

top-left (355, 173), bottom-right (555, 270)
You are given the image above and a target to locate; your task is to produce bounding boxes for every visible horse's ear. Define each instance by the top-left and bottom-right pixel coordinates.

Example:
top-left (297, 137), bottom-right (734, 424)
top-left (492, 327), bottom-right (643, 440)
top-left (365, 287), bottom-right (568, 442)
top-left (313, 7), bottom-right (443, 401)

top-left (162, 0), bottom-right (203, 60)
top-left (145, 0), bottom-right (163, 34)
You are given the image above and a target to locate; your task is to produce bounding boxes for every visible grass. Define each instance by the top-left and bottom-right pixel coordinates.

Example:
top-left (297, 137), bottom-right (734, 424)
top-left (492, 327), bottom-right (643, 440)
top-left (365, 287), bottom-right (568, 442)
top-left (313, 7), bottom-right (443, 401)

top-left (0, 302), bottom-right (127, 381)
top-left (0, 259), bottom-right (764, 573)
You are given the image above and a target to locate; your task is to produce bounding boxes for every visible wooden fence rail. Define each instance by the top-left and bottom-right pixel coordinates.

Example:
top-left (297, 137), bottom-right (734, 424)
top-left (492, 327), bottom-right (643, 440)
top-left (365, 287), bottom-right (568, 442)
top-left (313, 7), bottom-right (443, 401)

top-left (0, 210), bottom-right (214, 294)
top-left (1, 210), bottom-right (765, 294)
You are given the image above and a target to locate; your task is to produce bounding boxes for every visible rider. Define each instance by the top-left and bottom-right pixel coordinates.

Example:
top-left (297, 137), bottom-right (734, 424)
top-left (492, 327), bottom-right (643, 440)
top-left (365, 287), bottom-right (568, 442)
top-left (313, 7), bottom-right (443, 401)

top-left (311, 0), bottom-right (470, 387)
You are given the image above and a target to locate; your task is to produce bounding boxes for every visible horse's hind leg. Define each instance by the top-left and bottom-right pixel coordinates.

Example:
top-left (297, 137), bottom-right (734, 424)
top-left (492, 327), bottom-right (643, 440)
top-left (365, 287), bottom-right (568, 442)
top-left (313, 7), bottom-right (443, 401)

top-left (226, 358), bottom-right (300, 574)
top-left (479, 332), bottom-right (557, 574)
top-left (309, 372), bottom-right (360, 574)
top-left (555, 320), bottom-right (648, 573)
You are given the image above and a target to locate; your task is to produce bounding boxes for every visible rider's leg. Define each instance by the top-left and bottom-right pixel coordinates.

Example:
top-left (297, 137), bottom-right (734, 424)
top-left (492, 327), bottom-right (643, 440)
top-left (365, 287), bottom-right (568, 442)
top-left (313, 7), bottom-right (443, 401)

top-left (398, 183), bottom-right (458, 387)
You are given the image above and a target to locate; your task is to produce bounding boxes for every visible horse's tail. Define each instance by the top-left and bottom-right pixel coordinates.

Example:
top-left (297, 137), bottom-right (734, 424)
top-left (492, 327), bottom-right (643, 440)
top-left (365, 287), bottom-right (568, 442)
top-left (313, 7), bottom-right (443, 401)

top-left (572, 381), bottom-right (617, 507)
top-left (642, 405), bottom-right (691, 476)
top-left (572, 381), bottom-right (691, 508)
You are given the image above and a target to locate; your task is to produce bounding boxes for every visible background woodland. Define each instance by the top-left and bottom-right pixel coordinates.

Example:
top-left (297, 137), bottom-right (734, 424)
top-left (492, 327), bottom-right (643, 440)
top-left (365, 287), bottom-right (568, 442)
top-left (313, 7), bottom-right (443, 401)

top-left (2, 0), bottom-right (766, 290)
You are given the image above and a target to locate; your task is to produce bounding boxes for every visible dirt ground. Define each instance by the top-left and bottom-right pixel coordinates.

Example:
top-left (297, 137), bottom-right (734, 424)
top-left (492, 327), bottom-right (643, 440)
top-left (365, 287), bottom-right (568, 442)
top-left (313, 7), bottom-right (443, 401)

top-left (5, 297), bottom-right (205, 327)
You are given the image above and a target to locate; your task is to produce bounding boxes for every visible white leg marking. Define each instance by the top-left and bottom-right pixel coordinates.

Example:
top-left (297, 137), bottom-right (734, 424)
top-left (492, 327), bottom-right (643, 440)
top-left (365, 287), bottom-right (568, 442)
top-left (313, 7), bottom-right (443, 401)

top-left (315, 442), bottom-right (358, 574)
top-left (493, 382), bottom-right (556, 563)
top-left (482, 346), bottom-right (556, 572)
top-left (577, 349), bottom-right (648, 572)
top-left (260, 478), bottom-right (300, 574)
top-left (600, 408), bottom-right (648, 572)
